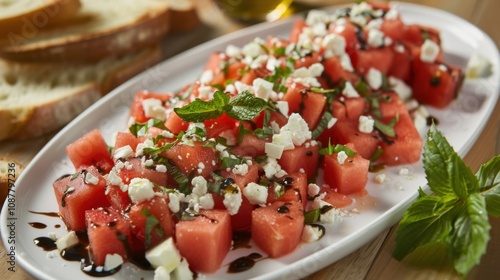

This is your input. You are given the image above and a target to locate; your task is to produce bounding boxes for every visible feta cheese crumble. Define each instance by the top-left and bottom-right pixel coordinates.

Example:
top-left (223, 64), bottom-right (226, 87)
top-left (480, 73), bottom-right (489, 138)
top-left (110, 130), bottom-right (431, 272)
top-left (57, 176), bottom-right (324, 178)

top-left (420, 39), bottom-right (440, 63)
top-left (243, 182), bottom-right (268, 205)
top-left (55, 231), bottom-right (79, 251)
top-left (302, 224), bottom-right (324, 243)
top-left (337, 151), bottom-right (348, 165)
top-left (358, 115), bottom-right (375, 134)
top-left (223, 188), bottom-right (243, 215)
top-left (128, 178), bottom-right (155, 203)
top-left (366, 68), bottom-right (383, 90)
top-left (84, 171), bottom-right (99, 185)
top-left (142, 98), bottom-right (167, 121)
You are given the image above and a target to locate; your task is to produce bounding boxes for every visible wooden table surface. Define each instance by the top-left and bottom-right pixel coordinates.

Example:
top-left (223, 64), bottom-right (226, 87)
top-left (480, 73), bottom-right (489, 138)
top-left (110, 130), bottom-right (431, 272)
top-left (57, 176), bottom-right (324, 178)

top-left (1, 0), bottom-right (499, 279)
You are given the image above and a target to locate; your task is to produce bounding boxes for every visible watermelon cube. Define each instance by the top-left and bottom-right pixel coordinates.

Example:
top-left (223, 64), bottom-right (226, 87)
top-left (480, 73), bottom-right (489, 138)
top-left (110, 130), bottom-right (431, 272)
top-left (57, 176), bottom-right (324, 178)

top-left (251, 201), bottom-right (304, 258)
top-left (85, 207), bottom-right (132, 266)
top-left (175, 209), bottom-right (232, 273)
top-left (53, 166), bottom-right (110, 231)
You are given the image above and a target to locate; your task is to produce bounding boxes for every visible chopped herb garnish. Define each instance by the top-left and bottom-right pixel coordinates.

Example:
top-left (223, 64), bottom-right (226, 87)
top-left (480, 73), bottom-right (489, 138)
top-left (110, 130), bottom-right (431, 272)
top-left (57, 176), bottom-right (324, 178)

top-left (264, 65), bottom-right (292, 93)
top-left (312, 111), bottom-right (333, 139)
top-left (208, 172), bottom-right (226, 194)
top-left (221, 153), bottom-right (244, 169)
top-left (255, 155), bottom-right (267, 164)
top-left (274, 46), bottom-right (286, 57)
top-left (237, 121), bottom-right (252, 144)
top-left (374, 115), bottom-right (398, 138)
top-left (253, 127), bottom-right (273, 139)
top-left (319, 140), bottom-right (357, 156)
top-left (156, 156), bottom-right (191, 195)
top-left (143, 140), bottom-right (178, 155)
top-left (355, 80), bottom-right (370, 96)
top-left (220, 61), bottom-right (230, 78)
top-left (141, 208), bottom-right (164, 249)
top-left (304, 208), bottom-right (321, 224)
top-left (259, 43), bottom-right (270, 54)
top-left (368, 146), bottom-right (384, 172)
top-left (129, 118), bottom-right (168, 137)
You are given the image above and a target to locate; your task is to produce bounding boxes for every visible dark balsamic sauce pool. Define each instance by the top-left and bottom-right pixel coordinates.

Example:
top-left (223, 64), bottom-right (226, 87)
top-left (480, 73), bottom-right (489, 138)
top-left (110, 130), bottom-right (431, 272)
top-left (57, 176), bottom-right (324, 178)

top-left (30, 211), bottom-right (123, 277)
top-left (31, 211), bottom-right (263, 277)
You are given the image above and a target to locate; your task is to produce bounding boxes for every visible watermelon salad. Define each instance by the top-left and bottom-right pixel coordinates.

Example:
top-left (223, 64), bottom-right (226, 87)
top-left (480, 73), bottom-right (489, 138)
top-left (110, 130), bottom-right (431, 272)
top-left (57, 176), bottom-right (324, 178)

top-left (50, 1), bottom-right (467, 278)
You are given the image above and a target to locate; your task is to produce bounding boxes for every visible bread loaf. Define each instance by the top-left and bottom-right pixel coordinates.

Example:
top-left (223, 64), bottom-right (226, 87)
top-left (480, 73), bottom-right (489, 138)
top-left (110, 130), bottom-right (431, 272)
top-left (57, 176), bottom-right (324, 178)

top-left (0, 0), bottom-right (82, 44)
top-left (0, 45), bottom-right (162, 141)
top-left (0, 0), bottom-right (172, 62)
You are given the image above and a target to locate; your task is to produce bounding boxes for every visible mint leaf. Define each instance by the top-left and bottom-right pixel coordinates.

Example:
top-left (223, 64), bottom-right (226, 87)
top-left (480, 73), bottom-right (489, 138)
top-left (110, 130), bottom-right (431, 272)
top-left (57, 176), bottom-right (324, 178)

top-left (311, 111), bottom-right (333, 139)
top-left (156, 156), bottom-right (191, 195)
top-left (225, 91), bottom-right (268, 120)
top-left (141, 208), bottom-right (163, 249)
top-left (393, 195), bottom-right (458, 260)
top-left (477, 155), bottom-right (500, 216)
top-left (374, 116), bottom-right (397, 138)
top-left (173, 91), bottom-right (267, 123)
top-left (423, 124), bottom-right (458, 196)
top-left (143, 140), bottom-right (178, 155)
top-left (129, 118), bottom-right (167, 137)
top-left (447, 153), bottom-right (478, 199)
top-left (450, 193), bottom-right (490, 275)
top-left (174, 91), bottom-right (229, 122)
top-left (394, 124), bottom-right (497, 276)
top-left (319, 140), bottom-right (356, 156)
top-left (304, 208), bottom-right (321, 224)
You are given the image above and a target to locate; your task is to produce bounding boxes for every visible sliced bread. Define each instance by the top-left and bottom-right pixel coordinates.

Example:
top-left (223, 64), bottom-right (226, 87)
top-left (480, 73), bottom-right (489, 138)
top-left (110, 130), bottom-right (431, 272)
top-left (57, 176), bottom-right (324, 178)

top-left (0, 0), bottom-right (171, 62)
top-left (0, 44), bottom-right (162, 141)
top-left (0, 0), bottom-right (82, 42)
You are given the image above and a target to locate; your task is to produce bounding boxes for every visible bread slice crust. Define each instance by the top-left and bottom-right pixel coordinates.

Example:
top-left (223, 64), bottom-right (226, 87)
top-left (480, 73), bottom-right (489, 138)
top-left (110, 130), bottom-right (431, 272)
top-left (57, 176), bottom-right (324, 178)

top-left (0, 0), bottom-right (82, 44)
top-left (0, 0), bottom-right (171, 62)
top-left (0, 45), bottom-right (162, 141)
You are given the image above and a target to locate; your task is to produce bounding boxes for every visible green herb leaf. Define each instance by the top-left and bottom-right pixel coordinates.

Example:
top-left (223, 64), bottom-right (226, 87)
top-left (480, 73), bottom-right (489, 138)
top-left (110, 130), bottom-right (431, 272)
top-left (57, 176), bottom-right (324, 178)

top-left (225, 91), bottom-right (268, 121)
top-left (274, 46), bottom-right (286, 56)
top-left (449, 193), bottom-right (490, 275)
top-left (393, 124), bottom-right (498, 276)
top-left (477, 155), bottom-right (500, 216)
top-left (319, 140), bottom-right (356, 156)
top-left (141, 208), bottom-right (163, 249)
top-left (221, 153), bottom-right (243, 169)
top-left (174, 91), bottom-right (267, 123)
top-left (142, 140), bottom-right (178, 155)
top-left (129, 118), bottom-right (167, 137)
top-left (253, 127), bottom-right (273, 139)
top-left (354, 80), bottom-right (370, 96)
top-left (393, 195), bottom-right (458, 260)
top-left (156, 156), bottom-right (191, 195)
top-left (173, 91), bottom-right (229, 122)
top-left (304, 208), bottom-right (321, 224)
top-left (374, 116), bottom-right (398, 138)
top-left (263, 66), bottom-right (292, 93)
top-left (312, 111), bottom-right (333, 139)
top-left (422, 124), bottom-right (458, 196)
top-left (447, 153), bottom-right (478, 199)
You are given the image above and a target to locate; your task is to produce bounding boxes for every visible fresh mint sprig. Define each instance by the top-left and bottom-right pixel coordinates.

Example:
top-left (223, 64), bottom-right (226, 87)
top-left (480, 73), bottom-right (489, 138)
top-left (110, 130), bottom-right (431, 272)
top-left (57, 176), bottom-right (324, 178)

top-left (173, 91), bottom-right (268, 123)
top-left (393, 124), bottom-right (500, 276)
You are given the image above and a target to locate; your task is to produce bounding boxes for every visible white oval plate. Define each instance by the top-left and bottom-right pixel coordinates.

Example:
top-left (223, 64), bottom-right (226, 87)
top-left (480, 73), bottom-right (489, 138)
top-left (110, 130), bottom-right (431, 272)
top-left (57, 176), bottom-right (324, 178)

top-left (2, 2), bottom-right (499, 280)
